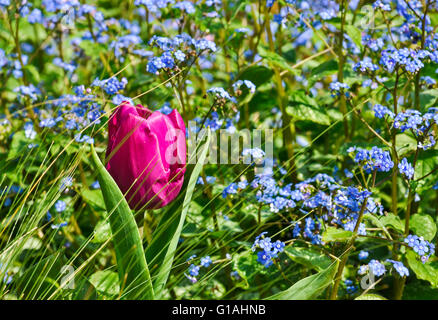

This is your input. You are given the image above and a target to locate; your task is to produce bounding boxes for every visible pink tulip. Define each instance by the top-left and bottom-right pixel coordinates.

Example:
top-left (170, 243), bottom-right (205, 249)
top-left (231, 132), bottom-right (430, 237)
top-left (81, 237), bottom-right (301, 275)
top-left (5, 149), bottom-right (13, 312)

top-left (106, 102), bottom-right (186, 210)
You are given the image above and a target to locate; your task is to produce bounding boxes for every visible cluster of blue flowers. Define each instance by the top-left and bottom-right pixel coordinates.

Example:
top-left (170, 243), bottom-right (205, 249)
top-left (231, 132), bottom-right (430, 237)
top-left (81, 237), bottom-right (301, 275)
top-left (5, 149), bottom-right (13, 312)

top-left (191, 110), bottom-right (240, 133)
top-left (92, 76), bottom-right (131, 105)
top-left (252, 233), bottom-right (285, 268)
top-left (404, 234), bottom-right (435, 263)
top-left (344, 279), bottom-right (358, 294)
top-left (197, 176), bottom-right (217, 185)
top-left (380, 48), bottom-right (432, 74)
top-left (14, 85), bottom-right (40, 102)
top-left (241, 148), bottom-right (266, 165)
top-left (349, 146), bottom-right (394, 173)
top-left (206, 87), bottom-right (236, 104)
top-left (46, 200), bottom-right (68, 230)
top-left (329, 81), bottom-right (350, 97)
top-left (224, 170), bottom-right (383, 247)
top-left (185, 255), bottom-right (213, 283)
top-left (353, 57), bottom-right (379, 73)
top-left (134, 0), bottom-right (205, 16)
top-left (373, 104), bottom-right (394, 119)
top-left (92, 77), bottom-right (127, 95)
top-left (293, 216), bottom-right (323, 245)
top-left (398, 158), bottom-right (415, 180)
top-left (386, 259), bottom-right (409, 277)
top-left (370, 105), bottom-right (438, 150)
top-left (35, 85), bottom-right (106, 144)
top-left (393, 109), bottom-right (438, 150)
top-left (232, 80), bottom-right (256, 95)
top-left (358, 259), bottom-right (386, 277)
top-left (358, 247), bottom-right (410, 278)
top-left (288, 0), bottom-right (340, 21)
top-left (146, 34), bottom-right (216, 74)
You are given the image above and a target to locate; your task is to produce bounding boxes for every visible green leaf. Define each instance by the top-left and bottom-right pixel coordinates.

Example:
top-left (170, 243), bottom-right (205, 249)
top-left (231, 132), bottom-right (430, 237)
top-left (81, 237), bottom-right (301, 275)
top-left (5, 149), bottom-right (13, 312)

top-left (266, 261), bottom-right (339, 300)
top-left (309, 59), bottom-right (338, 86)
top-left (258, 45), bottom-right (300, 75)
top-left (355, 293), bottom-right (388, 300)
top-left (238, 65), bottom-right (274, 87)
top-left (92, 220), bottom-right (111, 243)
top-left (81, 188), bottom-right (105, 210)
top-left (410, 214), bottom-right (437, 242)
top-left (379, 213), bottom-right (405, 233)
top-left (90, 145), bottom-right (153, 299)
top-left (287, 91), bottom-right (331, 125)
top-left (145, 130), bottom-right (211, 297)
top-left (415, 150), bottom-right (438, 179)
top-left (403, 280), bottom-right (438, 299)
top-left (79, 40), bottom-right (104, 57)
top-left (7, 131), bottom-right (34, 160)
top-left (233, 250), bottom-right (266, 289)
top-left (344, 25), bottom-right (363, 49)
top-left (406, 251), bottom-right (438, 287)
top-left (322, 227), bottom-right (353, 242)
top-left (285, 246), bottom-right (332, 271)
top-left (396, 133), bottom-right (417, 155)
top-left (420, 89), bottom-right (438, 110)
top-left (89, 270), bottom-right (120, 297)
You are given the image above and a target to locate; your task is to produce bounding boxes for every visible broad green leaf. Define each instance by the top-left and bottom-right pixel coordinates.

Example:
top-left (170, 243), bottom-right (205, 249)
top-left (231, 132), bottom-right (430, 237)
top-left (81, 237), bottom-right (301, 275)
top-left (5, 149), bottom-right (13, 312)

top-left (7, 132), bottom-right (34, 160)
top-left (266, 261), bottom-right (339, 300)
top-left (238, 65), bottom-right (274, 87)
top-left (285, 246), bottom-right (332, 271)
top-left (355, 293), bottom-right (388, 300)
top-left (286, 105), bottom-right (331, 125)
top-left (344, 25), bottom-right (362, 49)
top-left (92, 220), bottom-right (111, 243)
top-left (146, 130), bottom-right (211, 297)
top-left (379, 213), bottom-right (404, 233)
top-left (406, 251), bottom-right (438, 287)
top-left (420, 89), bottom-right (438, 110)
top-left (410, 214), bottom-right (437, 241)
top-left (309, 59), bottom-right (338, 86)
top-left (322, 227), bottom-right (353, 242)
top-left (403, 280), bottom-right (438, 300)
top-left (90, 145), bottom-right (153, 300)
top-left (81, 188), bottom-right (105, 210)
top-left (363, 214), bottom-right (392, 239)
top-left (79, 40), bottom-right (104, 57)
top-left (89, 270), bottom-right (120, 297)
top-left (258, 45), bottom-right (300, 75)
top-left (415, 150), bottom-right (438, 179)
top-left (287, 91), bottom-right (331, 125)
top-left (232, 251), bottom-right (267, 289)
top-left (396, 133), bottom-right (417, 155)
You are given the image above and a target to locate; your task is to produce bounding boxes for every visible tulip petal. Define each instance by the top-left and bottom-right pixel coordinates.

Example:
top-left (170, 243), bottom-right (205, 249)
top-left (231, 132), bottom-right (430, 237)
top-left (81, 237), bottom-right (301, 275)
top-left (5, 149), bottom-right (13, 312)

top-left (106, 102), bottom-right (186, 210)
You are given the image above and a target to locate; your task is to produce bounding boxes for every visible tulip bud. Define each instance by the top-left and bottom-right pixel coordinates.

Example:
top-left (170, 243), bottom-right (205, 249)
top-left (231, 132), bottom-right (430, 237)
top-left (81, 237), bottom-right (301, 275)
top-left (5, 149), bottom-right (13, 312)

top-left (106, 102), bottom-right (186, 210)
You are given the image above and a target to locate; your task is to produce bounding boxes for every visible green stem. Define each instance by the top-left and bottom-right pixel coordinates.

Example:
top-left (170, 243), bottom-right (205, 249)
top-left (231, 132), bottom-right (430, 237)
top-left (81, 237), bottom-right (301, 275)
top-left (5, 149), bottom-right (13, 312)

top-left (329, 194), bottom-right (370, 300)
top-left (337, 0), bottom-right (349, 140)
top-left (264, 4), bottom-right (296, 180)
top-left (391, 70), bottom-right (400, 217)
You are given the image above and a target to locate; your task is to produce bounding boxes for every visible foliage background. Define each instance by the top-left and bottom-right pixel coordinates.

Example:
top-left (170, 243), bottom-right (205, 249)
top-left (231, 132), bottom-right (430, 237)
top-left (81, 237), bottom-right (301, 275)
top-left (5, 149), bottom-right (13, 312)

top-left (0, 0), bottom-right (438, 300)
